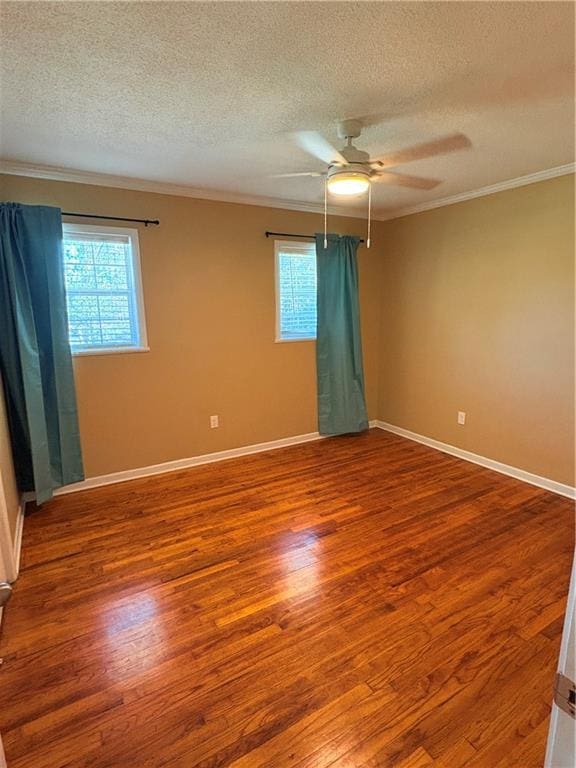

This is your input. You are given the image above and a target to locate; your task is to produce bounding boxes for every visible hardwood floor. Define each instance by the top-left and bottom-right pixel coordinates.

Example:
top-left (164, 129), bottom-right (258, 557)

top-left (1, 429), bottom-right (574, 767)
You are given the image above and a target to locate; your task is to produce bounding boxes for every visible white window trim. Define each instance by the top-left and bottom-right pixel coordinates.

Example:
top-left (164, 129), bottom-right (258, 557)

top-left (274, 239), bottom-right (317, 343)
top-left (62, 222), bottom-right (149, 356)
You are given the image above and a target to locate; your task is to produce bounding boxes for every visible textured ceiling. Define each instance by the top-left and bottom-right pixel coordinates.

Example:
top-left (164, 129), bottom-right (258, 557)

top-left (0, 1), bottom-right (574, 217)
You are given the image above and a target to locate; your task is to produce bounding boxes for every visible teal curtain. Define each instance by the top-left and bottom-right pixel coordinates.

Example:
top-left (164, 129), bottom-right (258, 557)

top-left (0, 203), bottom-right (84, 503)
top-left (315, 233), bottom-right (368, 435)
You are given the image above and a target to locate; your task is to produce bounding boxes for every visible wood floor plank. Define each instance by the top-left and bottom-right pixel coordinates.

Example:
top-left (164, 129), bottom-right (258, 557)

top-left (0, 429), bottom-right (573, 767)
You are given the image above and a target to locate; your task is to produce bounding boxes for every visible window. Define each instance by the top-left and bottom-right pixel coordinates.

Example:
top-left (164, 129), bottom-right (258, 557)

top-left (275, 240), bottom-right (317, 341)
top-left (62, 224), bottom-right (148, 355)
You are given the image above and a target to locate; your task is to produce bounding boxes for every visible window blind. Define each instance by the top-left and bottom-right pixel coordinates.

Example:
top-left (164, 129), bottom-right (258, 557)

top-left (276, 242), bottom-right (317, 340)
top-left (62, 230), bottom-right (141, 351)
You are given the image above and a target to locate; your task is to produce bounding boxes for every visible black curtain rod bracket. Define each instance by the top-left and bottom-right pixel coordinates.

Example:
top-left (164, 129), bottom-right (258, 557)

top-left (62, 212), bottom-right (160, 227)
top-left (265, 230), bottom-right (364, 243)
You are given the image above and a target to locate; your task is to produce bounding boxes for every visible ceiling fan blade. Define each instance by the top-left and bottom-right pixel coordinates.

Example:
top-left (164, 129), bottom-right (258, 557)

top-left (295, 131), bottom-right (346, 165)
top-left (270, 171), bottom-right (324, 178)
top-left (372, 133), bottom-right (471, 169)
top-left (372, 171), bottom-right (441, 190)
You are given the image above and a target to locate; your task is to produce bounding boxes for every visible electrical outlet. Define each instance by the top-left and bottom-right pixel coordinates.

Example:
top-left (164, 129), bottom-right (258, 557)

top-left (457, 411), bottom-right (466, 425)
top-left (210, 415), bottom-right (219, 428)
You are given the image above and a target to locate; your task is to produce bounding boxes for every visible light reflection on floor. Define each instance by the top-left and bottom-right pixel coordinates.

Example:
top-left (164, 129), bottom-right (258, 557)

top-left (279, 529), bottom-right (321, 594)
top-left (100, 592), bottom-right (166, 678)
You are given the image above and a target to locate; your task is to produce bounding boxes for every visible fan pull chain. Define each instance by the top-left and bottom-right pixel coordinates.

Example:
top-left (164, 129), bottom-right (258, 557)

top-left (324, 177), bottom-right (328, 249)
top-left (367, 183), bottom-right (372, 248)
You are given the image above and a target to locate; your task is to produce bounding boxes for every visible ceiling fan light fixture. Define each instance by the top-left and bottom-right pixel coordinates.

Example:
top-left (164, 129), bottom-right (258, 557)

top-left (327, 170), bottom-right (370, 196)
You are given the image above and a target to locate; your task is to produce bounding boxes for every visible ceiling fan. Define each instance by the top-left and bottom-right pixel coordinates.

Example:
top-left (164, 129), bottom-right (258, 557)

top-left (275, 119), bottom-right (471, 197)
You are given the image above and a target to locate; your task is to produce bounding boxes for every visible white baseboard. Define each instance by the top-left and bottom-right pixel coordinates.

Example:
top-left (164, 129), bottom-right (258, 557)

top-left (55, 421), bottom-right (378, 496)
top-left (0, 499), bottom-right (24, 631)
top-left (0, 491), bottom-right (25, 585)
top-left (12, 498), bottom-right (25, 578)
top-left (53, 419), bottom-right (574, 500)
top-left (374, 420), bottom-right (576, 500)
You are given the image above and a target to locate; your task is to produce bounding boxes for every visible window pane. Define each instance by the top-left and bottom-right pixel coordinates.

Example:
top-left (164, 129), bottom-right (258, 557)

top-left (100, 320), bottom-right (133, 345)
top-left (63, 243), bottom-right (97, 289)
top-left (92, 242), bottom-right (128, 266)
top-left (66, 295), bottom-right (99, 333)
top-left (97, 295), bottom-right (131, 321)
top-left (62, 229), bottom-right (143, 352)
top-left (277, 247), bottom-right (317, 340)
top-left (94, 264), bottom-right (129, 290)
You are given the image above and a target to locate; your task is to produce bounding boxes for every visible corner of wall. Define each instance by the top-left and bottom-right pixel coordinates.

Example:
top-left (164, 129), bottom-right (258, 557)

top-left (373, 218), bottom-right (394, 423)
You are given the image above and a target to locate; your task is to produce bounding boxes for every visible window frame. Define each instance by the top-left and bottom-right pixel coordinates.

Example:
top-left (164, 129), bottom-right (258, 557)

top-left (62, 222), bottom-right (149, 356)
top-left (274, 239), bottom-right (317, 343)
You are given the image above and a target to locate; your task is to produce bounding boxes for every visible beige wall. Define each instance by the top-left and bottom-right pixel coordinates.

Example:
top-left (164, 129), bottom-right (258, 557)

top-left (0, 174), bottom-right (383, 477)
top-left (1, 172), bottom-right (573, 487)
top-left (0, 374), bottom-right (20, 542)
top-left (378, 174), bottom-right (575, 486)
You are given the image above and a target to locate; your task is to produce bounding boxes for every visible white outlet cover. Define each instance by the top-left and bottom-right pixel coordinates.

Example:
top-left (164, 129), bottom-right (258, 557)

top-left (457, 411), bottom-right (466, 425)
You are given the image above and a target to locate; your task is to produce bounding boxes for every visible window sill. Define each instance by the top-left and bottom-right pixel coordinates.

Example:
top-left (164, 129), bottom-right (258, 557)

top-left (275, 337), bottom-right (316, 344)
top-left (72, 346), bottom-right (150, 357)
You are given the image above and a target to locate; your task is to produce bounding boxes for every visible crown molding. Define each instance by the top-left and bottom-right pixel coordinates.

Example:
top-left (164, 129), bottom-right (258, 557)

top-left (1, 158), bottom-right (574, 223)
top-left (0, 159), bottom-right (367, 220)
top-left (377, 162), bottom-right (576, 221)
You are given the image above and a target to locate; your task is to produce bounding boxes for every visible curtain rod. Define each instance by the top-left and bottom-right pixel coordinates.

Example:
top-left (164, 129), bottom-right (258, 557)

top-left (62, 212), bottom-right (160, 227)
top-left (265, 230), bottom-right (364, 243)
